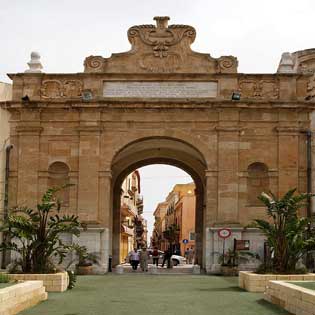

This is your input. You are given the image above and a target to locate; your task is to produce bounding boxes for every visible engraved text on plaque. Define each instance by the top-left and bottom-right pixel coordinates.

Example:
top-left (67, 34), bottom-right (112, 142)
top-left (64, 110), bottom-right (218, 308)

top-left (103, 81), bottom-right (217, 98)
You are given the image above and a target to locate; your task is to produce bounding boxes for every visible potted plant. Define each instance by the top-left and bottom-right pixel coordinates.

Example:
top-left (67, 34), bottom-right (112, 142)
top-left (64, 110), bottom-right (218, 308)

top-left (255, 189), bottom-right (315, 274)
top-left (68, 244), bottom-right (99, 275)
top-left (0, 186), bottom-right (81, 274)
top-left (219, 249), bottom-right (258, 276)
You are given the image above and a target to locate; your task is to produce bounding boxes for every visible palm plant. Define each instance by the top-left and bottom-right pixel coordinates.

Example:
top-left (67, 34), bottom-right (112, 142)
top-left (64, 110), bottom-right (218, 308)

top-left (255, 188), bottom-right (315, 274)
top-left (0, 186), bottom-right (81, 273)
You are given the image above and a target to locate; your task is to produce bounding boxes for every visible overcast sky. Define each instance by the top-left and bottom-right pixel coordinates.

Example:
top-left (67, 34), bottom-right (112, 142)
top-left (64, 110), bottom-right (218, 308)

top-left (1, 0), bottom-right (314, 239)
top-left (138, 165), bottom-right (192, 242)
top-left (1, 0), bottom-right (315, 83)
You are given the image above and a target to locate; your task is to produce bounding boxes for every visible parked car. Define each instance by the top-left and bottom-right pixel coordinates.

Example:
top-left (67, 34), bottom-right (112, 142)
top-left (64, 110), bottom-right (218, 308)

top-left (171, 254), bottom-right (186, 266)
top-left (125, 249), bottom-right (186, 266)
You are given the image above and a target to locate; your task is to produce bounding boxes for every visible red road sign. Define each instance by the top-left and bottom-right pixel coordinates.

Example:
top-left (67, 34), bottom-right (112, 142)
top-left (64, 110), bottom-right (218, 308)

top-left (217, 228), bottom-right (232, 239)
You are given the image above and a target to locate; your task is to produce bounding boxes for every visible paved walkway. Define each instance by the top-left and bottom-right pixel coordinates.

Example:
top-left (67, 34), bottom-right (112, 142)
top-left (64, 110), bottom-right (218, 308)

top-left (20, 275), bottom-right (290, 315)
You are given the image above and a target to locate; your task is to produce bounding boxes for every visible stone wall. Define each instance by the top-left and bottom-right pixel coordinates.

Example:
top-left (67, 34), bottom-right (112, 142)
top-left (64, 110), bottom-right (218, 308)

top-left (265, 280), bottom-right (315, 315)
top-left (0, 280), bottom-right (47, 315)
top-left (239, 271), bottom-right (315, 292)
top-left (9, 271), bottom-right (69, 292)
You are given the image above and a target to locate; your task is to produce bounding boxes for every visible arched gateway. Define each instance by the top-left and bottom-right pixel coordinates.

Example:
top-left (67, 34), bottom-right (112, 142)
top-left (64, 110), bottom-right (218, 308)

top-left (2, 16), bottom-right (315, 273)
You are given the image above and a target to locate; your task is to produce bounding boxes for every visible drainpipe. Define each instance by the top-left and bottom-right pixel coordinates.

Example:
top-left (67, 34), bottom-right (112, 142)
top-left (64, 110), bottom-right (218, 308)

top-left (1, 144), bottom-right (13, 269)
top-left (302, 130), bottom-right (313, 270)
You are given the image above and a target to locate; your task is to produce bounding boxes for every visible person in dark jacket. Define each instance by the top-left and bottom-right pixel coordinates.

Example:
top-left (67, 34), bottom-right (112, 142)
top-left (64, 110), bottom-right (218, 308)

top-left (152, 247), bottom-right (159, 266)
top-left (161, 247), bottom-right (172, 268)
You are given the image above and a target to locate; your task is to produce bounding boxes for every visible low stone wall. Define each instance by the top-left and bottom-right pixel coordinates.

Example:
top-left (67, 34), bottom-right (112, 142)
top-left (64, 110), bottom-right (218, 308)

top-left (264, 280), bottom-right (315, 315)
top-left (239, 271), bottom-right (315, 292)
top-left (0, 281), bottom-right (47, 315)
top-left (8, 271), bottom-right (69, 292)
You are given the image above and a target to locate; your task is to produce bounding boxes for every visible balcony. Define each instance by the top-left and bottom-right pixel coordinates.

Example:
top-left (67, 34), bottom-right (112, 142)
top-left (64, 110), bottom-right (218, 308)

top-left (136, 195), bottom-right (143, 206)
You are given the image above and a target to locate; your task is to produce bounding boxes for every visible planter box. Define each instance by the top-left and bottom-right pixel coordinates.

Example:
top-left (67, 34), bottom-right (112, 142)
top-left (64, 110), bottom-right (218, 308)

top-left (8, 271), bottom-right (69, 292)
top-left (221, 266), bottom-right (238, 276)
top-left (0, 280), bottom-right (47, 315)
top-left (239, 271), bottom-right (315, 292)
top-left (264, 280), bottom-right (315, 315)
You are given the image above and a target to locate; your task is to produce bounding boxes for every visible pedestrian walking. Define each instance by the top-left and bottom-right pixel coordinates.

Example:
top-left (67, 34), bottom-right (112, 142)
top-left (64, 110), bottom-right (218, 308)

top-left (129, 248), bottom-right (140, 271)
top-left (184, 248), bottom-right (189, 264)
top-left (188, 247), bottom-right (194, 264)
top-left (161, 247), bottom-right (172, 268)
top-left (152, 247), bottom-right (159, 266)
top-left (140, 247), bottom-right (149, 272)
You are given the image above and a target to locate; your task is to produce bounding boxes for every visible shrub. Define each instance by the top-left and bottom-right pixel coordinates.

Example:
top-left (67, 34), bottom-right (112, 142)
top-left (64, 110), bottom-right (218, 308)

top-left (255, 189), bottom-right (315, 274)
top-left (0, 273), bottom-right (10, 283)
top-left (0, 186), bottom-right (82, 273)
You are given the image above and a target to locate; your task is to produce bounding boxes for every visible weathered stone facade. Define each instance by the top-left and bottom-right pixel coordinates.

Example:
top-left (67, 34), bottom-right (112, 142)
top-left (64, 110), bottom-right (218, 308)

top-left (1, 17), bottom-right (315, 272)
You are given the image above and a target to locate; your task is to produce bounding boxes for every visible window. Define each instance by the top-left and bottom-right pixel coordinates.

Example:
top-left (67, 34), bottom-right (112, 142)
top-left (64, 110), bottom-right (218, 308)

top-left (48, 162), bottom-right (70, 207)
top-left (247, 162), bottom-right (269, 206)
top-left (189, 232), bottom-right (195, 241)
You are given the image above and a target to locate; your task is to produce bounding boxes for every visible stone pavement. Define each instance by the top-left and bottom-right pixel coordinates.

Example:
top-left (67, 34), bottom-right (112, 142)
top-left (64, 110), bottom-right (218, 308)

top-left (19, 275), bottom-right (290, 315)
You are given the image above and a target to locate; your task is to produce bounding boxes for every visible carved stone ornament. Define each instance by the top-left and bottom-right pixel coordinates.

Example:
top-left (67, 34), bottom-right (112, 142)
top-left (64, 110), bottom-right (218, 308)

top-left (306, 73), bottom-right (315, 101)
top-left (239, 78), bottom-right (279, 99)
top-left (41, 80), bottom-right (83, 99)
top-left (292, 49), bottom-right (315, 73)
top-left (84, 16), bottom-right (238, 74)
top-left (63, 80), bottom-right (83, 98)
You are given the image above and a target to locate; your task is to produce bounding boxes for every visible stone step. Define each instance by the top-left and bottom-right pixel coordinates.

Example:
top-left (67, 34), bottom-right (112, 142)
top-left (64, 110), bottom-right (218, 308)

top-left (113, 264), bottom-right (199, 275)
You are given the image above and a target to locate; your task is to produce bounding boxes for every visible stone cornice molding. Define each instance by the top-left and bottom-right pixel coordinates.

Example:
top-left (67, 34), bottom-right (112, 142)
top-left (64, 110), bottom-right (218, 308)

top-left (99, 170), bottom-right (112, 178)
top-left (77, 125), bottom-right (103, 133)
top-left (16, 125), bottom-right (43, 135)
top-left (2, 100), bottom-right (315, 110)
top-left (275, 126), bottom-right (303, 135)
top-left (205, 170), bottom-right (218, 177)
top-left (215, 126), bottom-right (242, 132)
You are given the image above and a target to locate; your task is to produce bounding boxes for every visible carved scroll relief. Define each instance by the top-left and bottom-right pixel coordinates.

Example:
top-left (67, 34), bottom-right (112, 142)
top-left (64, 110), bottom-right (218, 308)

top-left (239, 78), bottom-right (279, 99)
top-left (41, 80), bottom-right (83, 99)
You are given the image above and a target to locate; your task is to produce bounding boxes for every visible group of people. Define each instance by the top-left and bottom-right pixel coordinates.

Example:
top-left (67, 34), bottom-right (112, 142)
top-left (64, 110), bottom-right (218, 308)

top-left (128, 247), bottom-right (173, 271)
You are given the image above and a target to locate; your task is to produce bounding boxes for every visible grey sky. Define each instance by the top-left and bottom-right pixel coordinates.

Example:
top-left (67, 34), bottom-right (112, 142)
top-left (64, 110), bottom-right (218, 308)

top-left (138, 165), bottom-right (193, 242)
top-left (1, 0), bottom-right (315, 83)
top-left (1, 0), bottom-right (314, 239)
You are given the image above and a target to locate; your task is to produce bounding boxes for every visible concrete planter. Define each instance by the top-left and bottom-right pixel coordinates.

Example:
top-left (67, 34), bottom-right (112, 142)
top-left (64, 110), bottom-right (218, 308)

top-left (265, 280), bottom-right (315, 315)
top-left (239, 271), bottom-right (315, 292)
top-left (0, 280), bottom-right (47, 315)
top-left (8, 271), bottom-right (69, 292)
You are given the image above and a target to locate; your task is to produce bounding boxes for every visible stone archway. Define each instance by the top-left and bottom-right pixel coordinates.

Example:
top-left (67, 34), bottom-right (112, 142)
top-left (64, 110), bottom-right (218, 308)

top-left (110, 137), bottom-right (207, 267)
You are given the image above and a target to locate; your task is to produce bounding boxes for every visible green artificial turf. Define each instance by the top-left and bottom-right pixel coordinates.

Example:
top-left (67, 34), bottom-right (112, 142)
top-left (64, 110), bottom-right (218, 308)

top-left (20, 275), bottom-right (290, 315)
top-left (289, 281), bottom-right (315, 291)
top-left (0, 282), bottom-right (14, 289)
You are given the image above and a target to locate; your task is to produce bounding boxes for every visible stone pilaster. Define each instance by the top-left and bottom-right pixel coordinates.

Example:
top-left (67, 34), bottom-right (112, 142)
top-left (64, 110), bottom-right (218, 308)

top-left (276, 127), bottom-right (300, 197)
top-left (77, 126), bottom-right (101, 223)
top-left (216, 126), bottom-right (240, 223)
top-left (16, 125), bottom-right (42, 208)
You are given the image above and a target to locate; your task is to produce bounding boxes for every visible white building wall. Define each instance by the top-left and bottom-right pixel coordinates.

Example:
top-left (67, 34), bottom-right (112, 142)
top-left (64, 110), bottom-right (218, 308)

top-left (0, 81), bottom-right (12, 266)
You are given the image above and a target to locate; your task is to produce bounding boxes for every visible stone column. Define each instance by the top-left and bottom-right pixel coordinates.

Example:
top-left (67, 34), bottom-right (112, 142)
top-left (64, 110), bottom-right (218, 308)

top-left (204, 171), bottom-right (218, 270)
top-left (98, 170), bottom-right (112, 270)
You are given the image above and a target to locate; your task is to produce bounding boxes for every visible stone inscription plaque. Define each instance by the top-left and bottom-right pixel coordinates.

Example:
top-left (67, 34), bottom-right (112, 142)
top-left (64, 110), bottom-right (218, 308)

top-left (103, 81), bottom-right (218, 98)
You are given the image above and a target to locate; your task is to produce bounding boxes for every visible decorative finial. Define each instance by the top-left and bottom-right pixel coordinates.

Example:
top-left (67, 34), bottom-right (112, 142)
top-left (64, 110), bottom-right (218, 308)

top-left (25, 51), bottom-right (43, 73)
top-left (277, 52), bottom-right (294, 73)
top-left (153, 16), bottom-right (170, 29)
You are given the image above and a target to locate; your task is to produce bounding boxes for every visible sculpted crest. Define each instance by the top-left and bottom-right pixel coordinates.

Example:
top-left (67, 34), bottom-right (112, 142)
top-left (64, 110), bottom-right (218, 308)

top-left (84, 16), bottom-right (238, 74)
